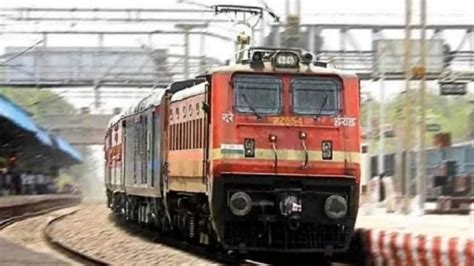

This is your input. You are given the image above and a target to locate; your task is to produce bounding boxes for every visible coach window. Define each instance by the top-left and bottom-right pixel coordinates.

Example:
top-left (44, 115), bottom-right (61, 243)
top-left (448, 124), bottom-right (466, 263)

top-left (291, 77), bottom-right (340, 116)
top-left (185, 121), bottom-right (190, 149)
top-left (170, 124), bottom-right (175, 150)
top-left (233, 75), bottom-right (282, 115)
top-left (197, 119), bottom-right (202, 148)
top-left (170, 124), bottom-right (176, 150)
top-left (178, 123), bottom-right (182, 150)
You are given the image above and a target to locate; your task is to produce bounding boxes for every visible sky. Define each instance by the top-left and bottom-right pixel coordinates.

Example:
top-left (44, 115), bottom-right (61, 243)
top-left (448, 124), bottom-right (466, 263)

top-left (1, 0), bottom-right (473, 107)
top-left (0, 0), bottom-right (472, 17)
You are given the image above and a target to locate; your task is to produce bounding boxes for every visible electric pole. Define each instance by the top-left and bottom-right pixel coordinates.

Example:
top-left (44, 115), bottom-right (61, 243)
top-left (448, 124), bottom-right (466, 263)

top-left (175, 23), bottom-right (208, 80)
top-left (402, 0), bottom-right (413, 213)
top-left (416, 0), bottom-right (427, 212)
top-left (379, 46), bottom-right (386, 177)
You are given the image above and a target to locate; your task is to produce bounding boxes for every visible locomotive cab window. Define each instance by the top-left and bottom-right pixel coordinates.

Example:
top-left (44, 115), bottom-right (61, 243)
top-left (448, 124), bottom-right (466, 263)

top-left (291, 77), bottom-right (340, 116)
top-left (233, 75), bottom-right (282, 115)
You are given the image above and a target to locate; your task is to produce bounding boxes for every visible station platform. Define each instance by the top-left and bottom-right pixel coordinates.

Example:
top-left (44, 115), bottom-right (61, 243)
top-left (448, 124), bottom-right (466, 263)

top-left (0, 237), bottom-right (66, 265)
top-left (355, 204), bottom-right (474, 265)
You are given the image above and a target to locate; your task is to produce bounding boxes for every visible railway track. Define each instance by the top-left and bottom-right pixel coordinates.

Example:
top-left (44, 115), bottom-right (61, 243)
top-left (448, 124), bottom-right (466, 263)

top-left (110, 216), bottom-right (342, 265)
top-left (0, 196), bottom-right (80, 230)
top-left (40, 204), bottom-right (355, 265)
top-left (0, 196), bottom-right (86, 265)
top-left (110, 215), bottom-right (254, 265)
top-left (0, 204), bottom-right (107, 265)
top-left (43, 209), bottom-right (109, 265)
top-left (42, 207), bottom-right (263, 265)
top-left (0, 195), bottom-right (81, 221)
top-left (43, 204), bottom-right (270, 265)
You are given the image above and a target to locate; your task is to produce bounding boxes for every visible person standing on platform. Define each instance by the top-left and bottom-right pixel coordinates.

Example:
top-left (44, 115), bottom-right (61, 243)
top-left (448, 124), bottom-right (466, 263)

top-left (0, 171), bottom-right (4, 196)
top-left (36, 172), bottom-right (45, 194)
top-left (4, 170), bottom-right (13, 195)
top-left (21, 172), bottom-right (28, 194)
top-left (25, 171), bottom-right (34, 194)
top-left (30, 173), bottom-right (38, 195)
top-left (14, 170), bottom-right (21, 195)
top-left (379, 172), bottom-right (386, 202)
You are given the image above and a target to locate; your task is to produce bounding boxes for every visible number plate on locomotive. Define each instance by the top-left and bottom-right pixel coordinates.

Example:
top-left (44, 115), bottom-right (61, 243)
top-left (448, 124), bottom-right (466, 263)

top-left (334, 117), bottom-right (356, 127)
top-left (271, 117), bottom-right (303, 126)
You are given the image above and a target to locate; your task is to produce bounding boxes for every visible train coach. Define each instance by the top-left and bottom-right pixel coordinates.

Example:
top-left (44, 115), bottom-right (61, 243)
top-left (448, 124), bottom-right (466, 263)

top-left (105, 47), bottom-right (361, 255)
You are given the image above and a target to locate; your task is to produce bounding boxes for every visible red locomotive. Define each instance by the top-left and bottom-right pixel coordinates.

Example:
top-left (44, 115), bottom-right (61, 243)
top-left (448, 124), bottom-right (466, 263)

top-left (105, 47), bottom-right (361, 255)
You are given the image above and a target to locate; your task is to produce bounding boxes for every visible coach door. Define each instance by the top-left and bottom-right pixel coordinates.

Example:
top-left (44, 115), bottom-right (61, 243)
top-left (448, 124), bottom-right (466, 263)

top-left (203, 80), bottom-right (211, 189)
top-left (152, 109), bottom-right (161, 195)
top-left (121, 119), bottom-right (128, 191)
top-left (160, 92), bottom-right (172, 196)
top-left (145, 109), bottom-right (154, 190)
top-left (105, 132), bottom-right (111, 186)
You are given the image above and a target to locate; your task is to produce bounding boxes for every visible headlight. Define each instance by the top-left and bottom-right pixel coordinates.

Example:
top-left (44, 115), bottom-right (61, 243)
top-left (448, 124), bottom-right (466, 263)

top-left (321, 140), bottom-right (333, 160)
top-left (324, 195), bottom-right (348, 219)
top-left (229, 192), bottom-right (252, 216)
top-left (244, 138), bottom-right (255, 158)
top-left (273, 52), bottom-right (299, 68)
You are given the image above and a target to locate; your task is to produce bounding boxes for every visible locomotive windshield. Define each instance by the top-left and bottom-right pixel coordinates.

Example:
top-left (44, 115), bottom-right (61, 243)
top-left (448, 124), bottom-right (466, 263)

top-left (291, 77), bottom-right (340, 116)
top-left (233, 75), bottom-right (282, 115)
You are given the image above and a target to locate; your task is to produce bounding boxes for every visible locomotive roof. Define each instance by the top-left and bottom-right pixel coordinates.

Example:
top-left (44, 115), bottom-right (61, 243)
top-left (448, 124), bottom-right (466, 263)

top-left (209, 61), bottom-right (357, 78)
top-left (107, 89), bottom-right (167, 127)
top-left (171, 81), bottom-right (206, 102)
top-left (107, 113), bottom-right (122, 128)
top-left (107, 81), bottom-right (207, 128)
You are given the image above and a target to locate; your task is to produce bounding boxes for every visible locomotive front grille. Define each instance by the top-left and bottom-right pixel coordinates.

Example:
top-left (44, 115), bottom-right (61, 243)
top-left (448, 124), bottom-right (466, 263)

top-left (213, 175), bottom-right (358, 252)
top-left (224, 221), bottom-right (350, 251)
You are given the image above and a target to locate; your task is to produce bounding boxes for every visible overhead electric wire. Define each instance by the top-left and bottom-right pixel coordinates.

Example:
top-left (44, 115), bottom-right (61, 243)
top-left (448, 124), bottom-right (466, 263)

top-left (0, 39), bottom-right (43, 66)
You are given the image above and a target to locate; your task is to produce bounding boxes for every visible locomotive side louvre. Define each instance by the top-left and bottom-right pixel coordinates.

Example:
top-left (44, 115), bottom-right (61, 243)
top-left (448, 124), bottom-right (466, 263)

top-left (121, 93), bottom-right (165, 198)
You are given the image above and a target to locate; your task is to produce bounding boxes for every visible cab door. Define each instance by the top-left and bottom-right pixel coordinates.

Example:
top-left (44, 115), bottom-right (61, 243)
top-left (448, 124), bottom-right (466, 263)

top-left (203, 80), bottom-right (211, 189)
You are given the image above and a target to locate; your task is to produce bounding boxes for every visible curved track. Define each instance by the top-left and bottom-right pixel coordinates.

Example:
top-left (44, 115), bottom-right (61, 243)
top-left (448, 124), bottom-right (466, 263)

top-left (43, 210), bottom-right (110, 265)
top-left (44, 204), bottom-right (260, 265)
top-left (0, 196), bottom-right (85, 265)
top-left (110, 215), bottom-right (340, 265)
top-left (41, 204), bottom-right (354, 265)
top-left (110, 214), bottom-right (247, 264)
top-left (0, 196), bottom-right (80, 230)
top-left (0, 203), bottom-right (77, 230)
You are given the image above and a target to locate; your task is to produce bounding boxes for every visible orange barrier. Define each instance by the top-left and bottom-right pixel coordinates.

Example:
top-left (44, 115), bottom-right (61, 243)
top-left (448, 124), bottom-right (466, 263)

top-left (360, 229), bottom-right (474, 266)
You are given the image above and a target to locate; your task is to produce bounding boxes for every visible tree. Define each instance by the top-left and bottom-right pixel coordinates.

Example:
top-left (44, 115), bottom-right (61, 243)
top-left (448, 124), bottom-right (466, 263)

top-left (0, 87), bottom-right (93, 193)
top-left (361, 90), bottom-right (474, 155)
top-left (0, 87), bottom-right (74, 121)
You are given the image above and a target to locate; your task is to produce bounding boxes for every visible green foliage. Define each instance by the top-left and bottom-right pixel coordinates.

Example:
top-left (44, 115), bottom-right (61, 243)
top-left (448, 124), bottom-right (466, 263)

top-left (0, 87), bottom-right (88, 186)
top-left (0, 87), bottom-right (74, 121)
top-left (362, 91), bottom-right (474, 155)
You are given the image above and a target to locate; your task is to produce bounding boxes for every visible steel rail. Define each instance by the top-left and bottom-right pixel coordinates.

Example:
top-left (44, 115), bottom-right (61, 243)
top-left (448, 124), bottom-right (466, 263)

top-left (44, 209), bottom-right (109, 265)
top-left (0, 197), bottom-right (81, 230)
